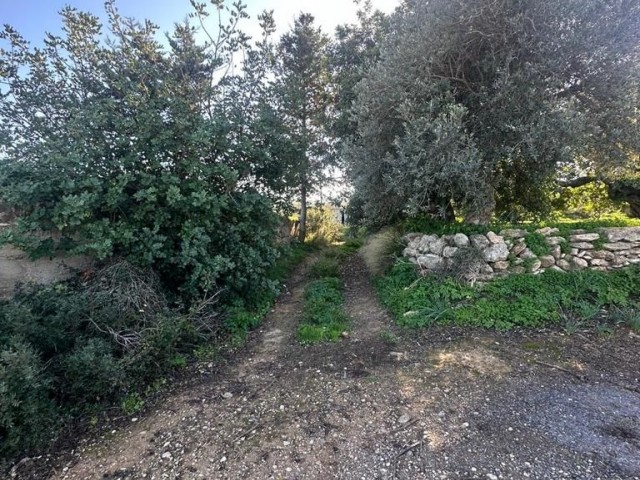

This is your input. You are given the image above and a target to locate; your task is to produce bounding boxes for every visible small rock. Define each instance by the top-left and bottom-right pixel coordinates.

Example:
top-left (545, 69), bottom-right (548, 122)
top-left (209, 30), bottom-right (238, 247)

top-left (389, 352), bottom-right (406, 361)
top-left (487, 474), bottom-right (498, 480)
top-left (442, 246), bottom-right (459, 258)
top-left (222, 392), bottom-right (233, 399)
top-left (417, 254), bottom-right (444, 270)
top-left (486, 231), bottom-right (504, 244)
top-left (492, 261), bottom-right (510, 271)
top-left (545, 236), bottom-right (566, 247)
top-left (528, 259), bottom-right (542, 272)
top-left (571, 257), bottom-right (589, 269)
top-left (519, 248), bottom-right (536, 259)
top-left (591, 250), bottom-right (615, 260)
top-left (470, 234), bottom-right (491, 250)
top-left (539, 255), bottom-right (556, 268)
top-left (604, 242), bottom-right (639, 251)
top-left (453, 233), bottom-right (470, 247)
top-left (499, 228), bottom-right (527, 239)
top-left (536, 227), bottom-right (559, 235)
top-left (483, 243), bottom-right (509, 262)
top-left (570, 233), bottom-right (600, 242)
top-left (162, 452), bottom-right (172, 460)
top-left (398, 414), bottom-right (411, 424)
top-left (570, 242), bottom-right (594, 250)
top-left (511, 242), bottom-right (527, 256)
top-left (601, 226), bottom-right (640, 242)
top-left (429, 238), bottom-right (448, 256)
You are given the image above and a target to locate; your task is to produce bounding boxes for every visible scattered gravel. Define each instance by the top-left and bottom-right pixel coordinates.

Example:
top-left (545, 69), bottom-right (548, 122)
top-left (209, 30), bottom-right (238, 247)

top-left (9, 253), bottom-right (640, 480)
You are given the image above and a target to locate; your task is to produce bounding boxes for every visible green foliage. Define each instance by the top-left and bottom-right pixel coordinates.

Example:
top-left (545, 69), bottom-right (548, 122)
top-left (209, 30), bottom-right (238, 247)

top-left (121, 393), bottom-right (145, 416)
top-left (379, 329), bottom-right (400, 345)
top-left (0, 1), bottom-right (283, 306)
top-left (306, 205), bottom-right (343, 245)
top-left (58, 338), bottom-right (126, 407)
top-left (345, 0), bottom-right (640, 225)
top-left (377, 262), bottom-right (640, 330)
top-left (610, 305), bottom-right (640, 332)
top-left (524, 233), bottom-right (550, 257)
top-left (399, 214), bottom-right (640, 238)
top-left (310, 257), bottom-right (341, 279)
top-left (0, 260), bottom-right (237, 460)
top-left (272, 14), bottom-right (332, 241)
top-left (0, 340), bottom-right (60, 458)
top-left (298, 277), bottom-right (349, 344)
top-left (554, 181), bottom-right (624, 219)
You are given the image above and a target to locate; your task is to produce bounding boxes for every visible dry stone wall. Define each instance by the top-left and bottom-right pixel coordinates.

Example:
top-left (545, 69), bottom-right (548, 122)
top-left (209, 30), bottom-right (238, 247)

top-left (403, 226), bottom-right (640, 281)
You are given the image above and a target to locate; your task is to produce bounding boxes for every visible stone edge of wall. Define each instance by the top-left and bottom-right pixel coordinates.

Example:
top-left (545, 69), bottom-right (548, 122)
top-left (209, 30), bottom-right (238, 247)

top-left (402, 226), bottom-right (640, 281)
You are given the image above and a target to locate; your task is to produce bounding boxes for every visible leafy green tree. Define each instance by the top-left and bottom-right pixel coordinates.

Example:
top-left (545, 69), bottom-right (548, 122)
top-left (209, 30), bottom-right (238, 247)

top-left (345, 0), bottom-right (640, 225)
top-left (272, 14), bottom-right (331, 241)
top-left (330, 1), bottom-right (389, 145)
top-left (0, 1), bottom-right (283, 304)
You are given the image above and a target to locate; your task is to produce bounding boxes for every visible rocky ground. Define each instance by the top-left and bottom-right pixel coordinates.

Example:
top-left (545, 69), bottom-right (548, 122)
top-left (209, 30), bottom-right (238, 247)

top-left (10, 252), bottom-right (640, 480)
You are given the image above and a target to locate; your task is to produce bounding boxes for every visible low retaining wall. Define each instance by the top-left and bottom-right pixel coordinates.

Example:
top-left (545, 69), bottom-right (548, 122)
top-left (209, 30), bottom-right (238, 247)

top-left (403, 226), bottom-right (640, 281)
top-left (0, 225), bottom-right (92, 299)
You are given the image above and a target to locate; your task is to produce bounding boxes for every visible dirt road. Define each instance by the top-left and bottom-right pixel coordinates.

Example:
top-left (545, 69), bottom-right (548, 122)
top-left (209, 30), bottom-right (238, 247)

top-left (14, 253), bottom-right (640, 479)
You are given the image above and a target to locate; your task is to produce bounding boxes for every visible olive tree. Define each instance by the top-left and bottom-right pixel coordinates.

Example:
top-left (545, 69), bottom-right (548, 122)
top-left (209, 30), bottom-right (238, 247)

top-left (345, 0), bottom-right (640, 225)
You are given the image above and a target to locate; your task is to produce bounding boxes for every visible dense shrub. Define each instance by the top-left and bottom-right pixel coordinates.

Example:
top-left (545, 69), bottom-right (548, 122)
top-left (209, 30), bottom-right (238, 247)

top-left (0, 261), bottom-right (226, 460)
top-left (0, 3), bottom-right (283, 307)
top-left (0, 340), bottom-right (60, 458)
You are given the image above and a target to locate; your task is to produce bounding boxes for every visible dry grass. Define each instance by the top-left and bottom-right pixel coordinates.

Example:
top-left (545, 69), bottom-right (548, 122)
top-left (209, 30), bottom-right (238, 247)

top-left (360, 228), bottom-right (400, 276)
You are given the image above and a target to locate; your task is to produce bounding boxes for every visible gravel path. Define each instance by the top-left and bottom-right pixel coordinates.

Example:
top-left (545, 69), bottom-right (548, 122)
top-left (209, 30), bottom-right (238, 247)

top-left (12, 252), bottom-right (640, 479)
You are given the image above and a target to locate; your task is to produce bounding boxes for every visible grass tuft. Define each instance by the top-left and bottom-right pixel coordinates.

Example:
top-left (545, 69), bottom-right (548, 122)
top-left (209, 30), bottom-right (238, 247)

top-left (376, 261), bottom-right (640, 330)
top-left (360, 228), bottom-right (400, 276)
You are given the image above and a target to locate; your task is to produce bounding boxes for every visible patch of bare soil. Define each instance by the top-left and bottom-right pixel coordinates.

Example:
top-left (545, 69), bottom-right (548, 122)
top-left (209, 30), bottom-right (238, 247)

top-left (12, 253), bottom-right (640, 479)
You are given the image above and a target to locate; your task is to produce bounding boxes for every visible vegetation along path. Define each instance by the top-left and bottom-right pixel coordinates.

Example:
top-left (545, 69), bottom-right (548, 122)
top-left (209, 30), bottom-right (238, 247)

top-left (21, 252), bottom-right (640, 480)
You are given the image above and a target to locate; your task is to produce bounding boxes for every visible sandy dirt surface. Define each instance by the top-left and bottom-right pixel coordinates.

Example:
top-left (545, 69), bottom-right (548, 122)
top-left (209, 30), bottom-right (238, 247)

top-left (10, 253), bottom-right (640, 480)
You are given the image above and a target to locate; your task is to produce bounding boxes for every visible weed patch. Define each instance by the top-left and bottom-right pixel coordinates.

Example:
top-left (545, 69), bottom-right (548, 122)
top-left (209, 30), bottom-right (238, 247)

top-left (298, 248), bottom-right (349, 344)
top-left (360, 228), bottom-right (400, 276)
top-left (298, 278), bottom-right (349, 343)
top-left (309, 257), bottom-right (341, 279)
top-left (376, 262), bottom-right (640, 330)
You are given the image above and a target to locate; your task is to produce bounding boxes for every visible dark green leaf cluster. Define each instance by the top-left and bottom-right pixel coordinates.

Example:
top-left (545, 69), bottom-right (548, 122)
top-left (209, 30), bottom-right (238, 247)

top-left (0, 2), bottom-right (288, 305)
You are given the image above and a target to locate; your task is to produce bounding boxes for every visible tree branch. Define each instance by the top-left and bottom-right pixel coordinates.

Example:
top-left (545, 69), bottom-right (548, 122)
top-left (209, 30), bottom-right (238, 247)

top-left (558, 176), bottom-right (597, 188)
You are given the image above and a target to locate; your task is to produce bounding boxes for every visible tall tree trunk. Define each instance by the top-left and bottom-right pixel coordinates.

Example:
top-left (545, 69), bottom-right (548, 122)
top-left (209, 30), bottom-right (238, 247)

top-left (298, 179), bottom-right (307, 242)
